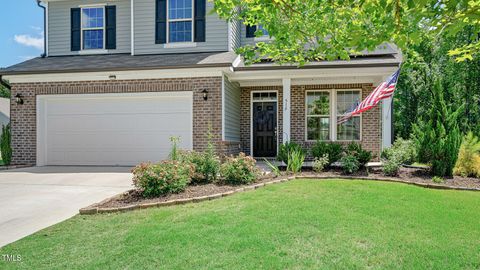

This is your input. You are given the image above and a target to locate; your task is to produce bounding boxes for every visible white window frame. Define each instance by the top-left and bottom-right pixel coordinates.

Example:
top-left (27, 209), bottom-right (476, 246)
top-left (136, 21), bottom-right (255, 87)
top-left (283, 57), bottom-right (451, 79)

top-left (80, 5), bottom-right (106, 52)
top-left (305, 90), bottom-right (332, 142)
top-left (304, 89), bottom-right (362, 142)
top-left (166, 0), bottom-right (195, 44)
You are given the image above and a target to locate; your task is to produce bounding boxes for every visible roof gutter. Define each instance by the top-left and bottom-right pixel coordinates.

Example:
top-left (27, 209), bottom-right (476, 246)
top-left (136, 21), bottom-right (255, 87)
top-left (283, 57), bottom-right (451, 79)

top-left (37, 0), bottom-right (47, 58)
top-left (0, 75), bottom-right (11, 90)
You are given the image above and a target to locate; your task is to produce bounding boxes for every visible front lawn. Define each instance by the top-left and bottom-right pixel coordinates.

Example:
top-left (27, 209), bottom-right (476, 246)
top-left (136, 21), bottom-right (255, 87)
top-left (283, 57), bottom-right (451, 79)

top-left (1, 179), bottom-right (480, 269)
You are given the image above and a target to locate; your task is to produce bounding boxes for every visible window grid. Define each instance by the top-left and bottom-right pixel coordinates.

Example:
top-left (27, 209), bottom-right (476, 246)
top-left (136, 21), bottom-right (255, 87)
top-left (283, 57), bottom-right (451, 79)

top-left (81, 7), bottom-right (105, 50)
top-left (167, 0), bottom-right (194, 43)
top-left (306, 91), bottom-right (330, 141)
top-left (336, 90), bottom-right (361, 141)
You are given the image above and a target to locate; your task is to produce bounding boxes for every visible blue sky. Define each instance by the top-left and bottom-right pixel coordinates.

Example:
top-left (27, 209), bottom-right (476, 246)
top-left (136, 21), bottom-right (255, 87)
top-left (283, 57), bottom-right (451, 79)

top-left (0, 0), bottom-right (44, 68)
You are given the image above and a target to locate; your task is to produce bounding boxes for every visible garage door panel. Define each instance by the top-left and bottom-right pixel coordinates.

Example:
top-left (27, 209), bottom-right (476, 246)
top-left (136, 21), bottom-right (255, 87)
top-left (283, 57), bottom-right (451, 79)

top-left (38, 92), bottom-right (193, 166)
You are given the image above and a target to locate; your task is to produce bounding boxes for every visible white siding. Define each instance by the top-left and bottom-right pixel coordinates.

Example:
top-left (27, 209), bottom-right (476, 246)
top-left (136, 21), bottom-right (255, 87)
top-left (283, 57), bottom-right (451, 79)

top-left (223, 75), bottom-right (241, 142)
top-left (133, 0), bottom-right (228, 54)
top-left (48, 0), bottom-right (131, 56)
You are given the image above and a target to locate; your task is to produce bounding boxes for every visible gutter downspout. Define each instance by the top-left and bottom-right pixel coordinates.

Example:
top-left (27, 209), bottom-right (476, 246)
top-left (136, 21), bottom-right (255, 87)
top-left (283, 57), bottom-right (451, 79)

top-left (37, 0), bottom-right (46, 58)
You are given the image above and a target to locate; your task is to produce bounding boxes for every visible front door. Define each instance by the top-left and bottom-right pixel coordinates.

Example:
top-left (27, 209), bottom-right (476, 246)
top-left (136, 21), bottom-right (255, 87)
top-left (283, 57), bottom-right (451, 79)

top-left (253, 102), bottom-right (277, 157)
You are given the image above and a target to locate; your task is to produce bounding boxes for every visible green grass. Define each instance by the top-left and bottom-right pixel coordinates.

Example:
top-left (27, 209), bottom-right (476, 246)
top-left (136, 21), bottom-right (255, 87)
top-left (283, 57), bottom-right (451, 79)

top-left (1, 179), bottom-right (480, 269)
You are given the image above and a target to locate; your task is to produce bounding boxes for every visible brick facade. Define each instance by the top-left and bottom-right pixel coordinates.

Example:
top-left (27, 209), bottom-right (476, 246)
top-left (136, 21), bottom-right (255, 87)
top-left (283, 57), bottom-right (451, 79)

top-left (240, 83), bottom-right (382, 159)
top-left (10, 77), bottom-right (228, 165)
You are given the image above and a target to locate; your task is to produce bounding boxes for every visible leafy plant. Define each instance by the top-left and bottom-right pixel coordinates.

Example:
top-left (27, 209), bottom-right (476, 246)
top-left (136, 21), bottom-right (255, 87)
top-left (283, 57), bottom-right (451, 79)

top-left (432, 176), bottom-right (445, 184)
top-left (381, 138), bottom-right (417, 165)
top-left (220, 153), bottom-right (259, 185)
top-left (340, 155), bottom-right (360, 175)
top-left (277, 141), bottom-right (304, 165)
top-left (263, 158), bottom-right (281, 177)
top-left (383, 159), bottom-right (401, 176)
top-left (453, 132), bottom-right (480, 178)
top-left (312, 155), bottom-right (329, 173)
top-left (168, 136), bottom-right (180, 161)
top-left (413, 79), bottom-right (463, 177)
top-left (132, 161), bottom-right (194, 197)
top-left (345, 142), bottom-right (372, 167)
top-left (286, 148), bottom-right (305, 173)
top-left (311, 141), bottom-right (343, 165)
top-left (1, 124), bottom-right (11, 165)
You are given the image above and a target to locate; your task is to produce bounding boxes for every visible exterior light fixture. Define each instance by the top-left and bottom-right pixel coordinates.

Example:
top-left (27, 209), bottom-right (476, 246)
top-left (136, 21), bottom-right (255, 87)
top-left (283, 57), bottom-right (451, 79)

top-left (202, 89), bottom-right (208, 101)
top-left (15, 93), bottom-right (24, 105)
top-left (109, 75), bottom-right (117, 80)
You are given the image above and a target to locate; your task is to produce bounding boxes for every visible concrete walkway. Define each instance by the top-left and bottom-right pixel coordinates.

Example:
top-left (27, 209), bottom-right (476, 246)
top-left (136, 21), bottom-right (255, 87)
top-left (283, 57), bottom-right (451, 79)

top-left (0, 166), bottom-right (132, 248)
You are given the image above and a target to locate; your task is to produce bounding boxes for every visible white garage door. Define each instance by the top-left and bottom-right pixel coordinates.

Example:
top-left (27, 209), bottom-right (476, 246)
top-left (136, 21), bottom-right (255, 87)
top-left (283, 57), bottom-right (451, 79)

top-left (37, 92), bottom-right (193, 166)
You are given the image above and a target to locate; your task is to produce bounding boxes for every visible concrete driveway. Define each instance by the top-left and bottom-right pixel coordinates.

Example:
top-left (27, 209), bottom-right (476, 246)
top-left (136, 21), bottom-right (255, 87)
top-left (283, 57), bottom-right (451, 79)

top-left (0, 166), bottom-right (132, 248)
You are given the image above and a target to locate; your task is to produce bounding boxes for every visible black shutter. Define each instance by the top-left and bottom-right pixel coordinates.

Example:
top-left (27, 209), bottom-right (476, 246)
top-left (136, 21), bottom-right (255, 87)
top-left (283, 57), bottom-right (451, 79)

top-left (105, 6), bottom-right (116, 49)
top-left (155, 0), bottom-right (167, 44)
top-left (194, 0), bottom-right (206, 42)
top-left (246, 25), bottom-right (256, 38)
top-left (71, 8), bottom-right (81, 51)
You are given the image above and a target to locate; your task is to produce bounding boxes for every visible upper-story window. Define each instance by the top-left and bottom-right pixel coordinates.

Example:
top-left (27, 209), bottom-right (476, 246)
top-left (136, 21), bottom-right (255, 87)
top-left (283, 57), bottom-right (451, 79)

top-left (258, 25), bottom-right (269, 36)
top-left (168, 0), bottom-right (193, 43)
top-left (81, 7), bottom-right (105, 49)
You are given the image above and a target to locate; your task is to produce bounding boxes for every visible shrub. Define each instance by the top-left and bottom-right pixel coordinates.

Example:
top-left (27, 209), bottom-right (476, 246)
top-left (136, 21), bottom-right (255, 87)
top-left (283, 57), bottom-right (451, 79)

top-left (277, 141), bottom-right (304, 165)
top-left (132, 161), bottom-right (194, 197)
top-left (0, 124), bottom-right (11, 165)
top-left (383, 159), bottom-right (401, 176)
top-left (432, 176), bottom-right (445, 184)
top-left (179, 148), bottom-right (220, 183)
top-left (311, 141), bottom-right (343, 165)
top-left (381, 138), bottom-right (417, 165)
top-left (340, 155), bottom-right (360, 174)
top-left (220, 153), bottom-right (258, 185)
top-left (453, 132), bottom-right (480, 178)
top-left (263, 158), bottom-right (281, 177)
top-left (413, 80), bottom-right (463, 177)
top-left (168, 136), bottom-right (180, 161)
top-left (345, 142), bottom-right (372, 167)
top-left (312, 155), bottom-right (329, 173)
top-left (287, 148), bottom-right (305, 173)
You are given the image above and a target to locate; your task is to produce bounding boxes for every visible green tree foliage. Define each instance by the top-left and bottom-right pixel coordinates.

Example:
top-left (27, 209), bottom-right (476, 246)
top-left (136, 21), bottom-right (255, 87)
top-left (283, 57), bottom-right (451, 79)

top-left (0, 82), bottom-right (10, 98)
top-left (1, 124), bottom-right (12, 165)
top-left (213, 0), bottom-right (480, 64)
top-left (413, 80), bottom-right (463, 177)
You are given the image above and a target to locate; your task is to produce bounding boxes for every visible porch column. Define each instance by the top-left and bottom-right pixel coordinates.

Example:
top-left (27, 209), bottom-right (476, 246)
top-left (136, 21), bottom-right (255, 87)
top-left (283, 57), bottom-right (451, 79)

top-left (282, 78), bottom-right (291, 143)
top-left (382, 96), bottom-right (393, 149)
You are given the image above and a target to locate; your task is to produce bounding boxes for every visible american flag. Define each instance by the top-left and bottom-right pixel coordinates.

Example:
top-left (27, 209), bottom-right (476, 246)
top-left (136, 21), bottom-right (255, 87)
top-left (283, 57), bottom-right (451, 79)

top-left (338, 69), bottom-right (400, 124)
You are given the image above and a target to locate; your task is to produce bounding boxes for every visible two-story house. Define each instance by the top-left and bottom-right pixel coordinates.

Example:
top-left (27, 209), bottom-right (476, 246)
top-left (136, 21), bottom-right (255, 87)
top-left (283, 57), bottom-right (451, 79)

top-left (0, 0), bottom-right (402, 166)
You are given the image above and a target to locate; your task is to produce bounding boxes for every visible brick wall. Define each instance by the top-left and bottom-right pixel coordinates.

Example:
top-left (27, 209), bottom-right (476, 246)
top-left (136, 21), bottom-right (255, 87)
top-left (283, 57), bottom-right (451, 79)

top-left (240, 83), bottom-right (381, 159)
top-left (10, 77), bottom-right (227, 165)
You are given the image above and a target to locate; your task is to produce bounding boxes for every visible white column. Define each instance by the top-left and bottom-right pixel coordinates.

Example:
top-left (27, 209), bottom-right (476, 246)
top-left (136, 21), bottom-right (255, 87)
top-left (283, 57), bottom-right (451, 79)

top-left (282, 78), bottom-right (291, 143)
top-left (382, 96), bottom-right (393, 149)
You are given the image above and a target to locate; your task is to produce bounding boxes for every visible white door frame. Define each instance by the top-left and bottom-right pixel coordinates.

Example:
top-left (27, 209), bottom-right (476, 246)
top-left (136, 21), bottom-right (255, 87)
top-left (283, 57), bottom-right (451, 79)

top-left (250, 90), bottom-right (279, 157)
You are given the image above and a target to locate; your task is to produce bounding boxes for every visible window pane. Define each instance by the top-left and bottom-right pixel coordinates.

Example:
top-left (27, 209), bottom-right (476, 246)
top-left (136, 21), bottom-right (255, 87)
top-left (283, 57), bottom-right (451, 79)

top-left (82, 8), bottom-right (104, 28)
top-left (307, 92), bottom-right (330, 115)
top-left (258, 25), bottom-right (269, 36)
top-left (337, 90), bottom-right (361, 115)
top-left (337, 116), bottom-right (360, 140)
top-left (169, 21), bottom-right (192, 42)
top-left (83, 30), bottom-right (104, 49)
top-left (307, 116), bottom-right (330, 141)
top-left (168, 0), bottom-right (192, 19)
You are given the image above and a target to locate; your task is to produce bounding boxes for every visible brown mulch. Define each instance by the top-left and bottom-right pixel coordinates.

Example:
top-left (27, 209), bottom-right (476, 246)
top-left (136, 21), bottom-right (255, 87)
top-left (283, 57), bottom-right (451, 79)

top-left (94, 167), bottom-right (480, 209)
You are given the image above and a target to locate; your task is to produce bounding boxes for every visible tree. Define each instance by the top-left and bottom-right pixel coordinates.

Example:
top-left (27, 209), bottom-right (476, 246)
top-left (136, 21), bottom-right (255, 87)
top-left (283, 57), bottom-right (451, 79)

top-left (0, 82), bottom-right (10, 99)
top-left (213, 0), bottom-right (480, 64)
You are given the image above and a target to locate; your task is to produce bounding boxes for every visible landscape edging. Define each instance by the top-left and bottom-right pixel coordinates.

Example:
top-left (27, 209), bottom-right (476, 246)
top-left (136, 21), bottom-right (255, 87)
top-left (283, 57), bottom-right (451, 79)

top-left (79, 175), bottom-right (480, 215)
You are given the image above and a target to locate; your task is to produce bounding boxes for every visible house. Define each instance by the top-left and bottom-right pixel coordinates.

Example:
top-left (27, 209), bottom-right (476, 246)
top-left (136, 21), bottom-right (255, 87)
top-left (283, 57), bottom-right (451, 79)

top-left (0, 0), bottom-right (401, 166)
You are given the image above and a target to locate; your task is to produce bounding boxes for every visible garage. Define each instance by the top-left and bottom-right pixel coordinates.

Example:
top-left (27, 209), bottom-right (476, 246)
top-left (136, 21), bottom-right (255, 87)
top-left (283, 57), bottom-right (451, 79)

top-left (36, 92), bottom-right (193, 166)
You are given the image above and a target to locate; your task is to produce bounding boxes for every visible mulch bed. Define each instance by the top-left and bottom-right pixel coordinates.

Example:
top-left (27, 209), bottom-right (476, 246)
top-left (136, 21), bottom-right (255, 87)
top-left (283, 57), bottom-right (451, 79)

top-left (81, 166), bottom-right (480, 215)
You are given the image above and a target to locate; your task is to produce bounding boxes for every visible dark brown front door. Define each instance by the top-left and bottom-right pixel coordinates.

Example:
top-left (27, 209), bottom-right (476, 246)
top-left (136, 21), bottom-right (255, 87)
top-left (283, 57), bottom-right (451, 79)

top-left (253, 102), bottom-right (277, 157)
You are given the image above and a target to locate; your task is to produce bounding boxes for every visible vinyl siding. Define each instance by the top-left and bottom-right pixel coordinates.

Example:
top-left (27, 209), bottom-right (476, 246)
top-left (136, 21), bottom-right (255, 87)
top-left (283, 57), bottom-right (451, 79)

top-left (229, 19), bottom-right (241, 51)
top-left (223, 75), bottom-right (241, 142)
top-left (48, 0), bottom-right (131, 56)
top-left (133, 0), bottom-right (228, 54)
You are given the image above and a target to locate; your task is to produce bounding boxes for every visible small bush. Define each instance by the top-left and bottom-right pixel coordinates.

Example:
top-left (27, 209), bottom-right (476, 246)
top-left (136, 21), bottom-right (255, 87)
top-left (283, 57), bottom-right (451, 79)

top-left (220, 153), bottom-right (258, 185)
top-left (432, 176), bottom-right (445, 184)
top-left (312, 155), bottom-right (329, 173)
top-left (0, 124), bottom-right (11, 165)
top-left (381, 138), bottom-right (417, 165)
top-left (383, 159), bottom-right (401, 176)
top-left (287, 148), bottom-right (305, 173)
top-left (277, 141), bottom-right (304, 165)
top-left (263, 158), bottom-right (281, 177)
top-left (311, 141), bottom-right (343, 165)
top-left (340, 155), bottom-right (360, 174)
top-left (132, 161), bottom-right (194, 197)
top-left (168, 136), bottom-right (180, 161)
top-left (454, 132), bottom-right (480, 178)
top-left (345, 142), bottom-right (372, 167)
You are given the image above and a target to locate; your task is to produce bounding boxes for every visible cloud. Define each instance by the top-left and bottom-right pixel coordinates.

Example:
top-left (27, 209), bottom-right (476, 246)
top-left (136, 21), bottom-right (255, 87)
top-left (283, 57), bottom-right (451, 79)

top-left (14, 34), bottom-right (44, 50)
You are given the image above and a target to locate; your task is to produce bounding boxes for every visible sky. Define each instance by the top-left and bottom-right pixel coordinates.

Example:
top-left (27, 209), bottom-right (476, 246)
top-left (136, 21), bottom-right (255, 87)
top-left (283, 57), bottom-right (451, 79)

top-left (0, 0), bottom-right (44, 68)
